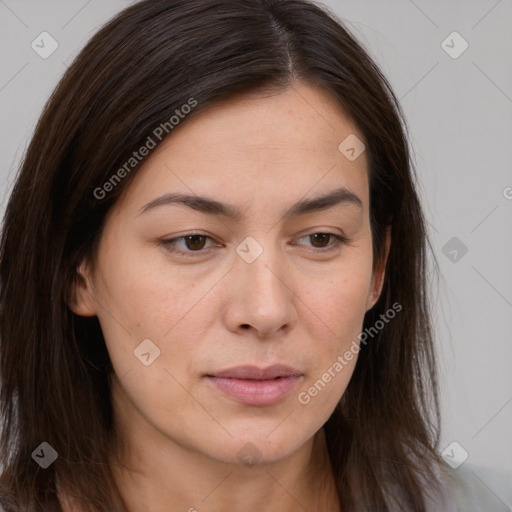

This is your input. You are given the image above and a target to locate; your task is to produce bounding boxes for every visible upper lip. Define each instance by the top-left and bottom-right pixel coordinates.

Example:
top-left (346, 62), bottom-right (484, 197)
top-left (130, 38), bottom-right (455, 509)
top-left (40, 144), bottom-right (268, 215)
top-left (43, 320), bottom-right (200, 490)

top-left (207, 364), bottom-right (303, 380)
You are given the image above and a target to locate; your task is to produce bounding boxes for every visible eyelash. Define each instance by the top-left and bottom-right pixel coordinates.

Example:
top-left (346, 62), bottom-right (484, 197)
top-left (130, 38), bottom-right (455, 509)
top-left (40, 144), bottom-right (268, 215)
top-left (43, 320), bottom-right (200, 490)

top-left (160, 232), bottom-right (350, 258)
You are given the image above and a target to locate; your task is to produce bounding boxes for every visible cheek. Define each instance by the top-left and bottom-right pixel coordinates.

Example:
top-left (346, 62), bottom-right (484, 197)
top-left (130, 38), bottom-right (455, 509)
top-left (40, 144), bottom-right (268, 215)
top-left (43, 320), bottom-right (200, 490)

top-left (94, 255), bottom-right (203, 432)
top-left (295, 256), bottom-right (372, 404)
top-left (94, 238), bottom-right (188, 331)
top-left (93, 243), bottom-right (223, 386)
top-left (302, 255), bottom-right (372, 337)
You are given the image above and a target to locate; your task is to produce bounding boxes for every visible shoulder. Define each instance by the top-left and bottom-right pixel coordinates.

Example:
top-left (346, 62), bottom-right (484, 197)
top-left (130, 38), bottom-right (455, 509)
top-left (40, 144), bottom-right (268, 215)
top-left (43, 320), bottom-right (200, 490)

top-left (433, 461), bottom-right (509, 512)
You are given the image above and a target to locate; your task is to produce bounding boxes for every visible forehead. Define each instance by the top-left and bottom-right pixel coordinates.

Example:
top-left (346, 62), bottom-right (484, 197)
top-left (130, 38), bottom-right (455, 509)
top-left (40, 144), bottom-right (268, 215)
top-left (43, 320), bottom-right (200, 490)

top-left (116, 82), bottom-right (369, 216)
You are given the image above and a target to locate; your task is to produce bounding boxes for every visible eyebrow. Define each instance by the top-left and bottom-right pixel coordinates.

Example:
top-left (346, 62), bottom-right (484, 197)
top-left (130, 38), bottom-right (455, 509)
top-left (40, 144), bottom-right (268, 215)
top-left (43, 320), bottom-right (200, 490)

top-left (137, 186), bottom-right (363, 220)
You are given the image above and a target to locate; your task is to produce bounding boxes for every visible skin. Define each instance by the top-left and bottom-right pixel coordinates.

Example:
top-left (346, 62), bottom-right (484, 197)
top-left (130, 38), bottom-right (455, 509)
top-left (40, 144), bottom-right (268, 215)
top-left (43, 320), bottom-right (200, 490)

top-left (68, 81), bottom-right (391, 512)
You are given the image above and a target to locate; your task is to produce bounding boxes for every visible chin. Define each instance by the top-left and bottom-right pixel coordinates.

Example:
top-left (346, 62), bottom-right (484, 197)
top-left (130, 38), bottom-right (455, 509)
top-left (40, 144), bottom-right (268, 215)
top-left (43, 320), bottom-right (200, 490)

top-left (203, 425), bottom-right (312, 467)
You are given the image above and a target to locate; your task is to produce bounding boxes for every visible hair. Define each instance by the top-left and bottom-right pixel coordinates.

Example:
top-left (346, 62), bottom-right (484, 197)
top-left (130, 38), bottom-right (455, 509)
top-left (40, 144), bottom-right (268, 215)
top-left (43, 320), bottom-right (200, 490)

top-left (0, 0), bottom-right (443, 510)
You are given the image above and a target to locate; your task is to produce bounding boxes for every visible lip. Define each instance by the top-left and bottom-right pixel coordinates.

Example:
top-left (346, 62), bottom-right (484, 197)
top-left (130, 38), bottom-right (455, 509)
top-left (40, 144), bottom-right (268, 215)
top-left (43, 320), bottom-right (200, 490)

top-left (205, 364), bottom-right (303, 406)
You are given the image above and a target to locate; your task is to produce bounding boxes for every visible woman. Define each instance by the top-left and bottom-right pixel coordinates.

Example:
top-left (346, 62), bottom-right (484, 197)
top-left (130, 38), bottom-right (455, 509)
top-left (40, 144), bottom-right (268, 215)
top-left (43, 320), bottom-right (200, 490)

top-left (0, 0), bottom-right (501, 510)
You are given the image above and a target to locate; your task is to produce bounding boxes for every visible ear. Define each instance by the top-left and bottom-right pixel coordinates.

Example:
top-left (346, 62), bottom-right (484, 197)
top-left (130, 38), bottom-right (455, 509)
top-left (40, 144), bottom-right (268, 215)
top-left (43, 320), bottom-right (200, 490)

top-left (67, 260), bottom-right (97, 317)
top-left (366, 225), bottom-right (391, 311)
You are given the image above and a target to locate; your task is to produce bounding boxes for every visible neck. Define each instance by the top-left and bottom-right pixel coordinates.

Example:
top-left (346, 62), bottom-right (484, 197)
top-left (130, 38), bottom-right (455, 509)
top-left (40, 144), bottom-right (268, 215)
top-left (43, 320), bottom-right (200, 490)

top-left (107, 426), bottom-right (340, 512)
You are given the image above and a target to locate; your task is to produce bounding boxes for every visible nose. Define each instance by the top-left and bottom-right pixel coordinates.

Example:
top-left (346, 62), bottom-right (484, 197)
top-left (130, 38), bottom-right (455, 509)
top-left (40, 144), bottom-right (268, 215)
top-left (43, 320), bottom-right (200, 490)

top-left (223, 242), bottom-right (298, 339)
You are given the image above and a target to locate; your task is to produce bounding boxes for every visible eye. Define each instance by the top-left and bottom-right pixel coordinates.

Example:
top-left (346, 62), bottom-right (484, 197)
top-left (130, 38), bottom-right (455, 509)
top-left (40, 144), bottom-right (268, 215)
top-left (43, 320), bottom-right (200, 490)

top-left (295, 232), bottom-right (349, 251)
top-left (160, 233), bottom-right (218, 257)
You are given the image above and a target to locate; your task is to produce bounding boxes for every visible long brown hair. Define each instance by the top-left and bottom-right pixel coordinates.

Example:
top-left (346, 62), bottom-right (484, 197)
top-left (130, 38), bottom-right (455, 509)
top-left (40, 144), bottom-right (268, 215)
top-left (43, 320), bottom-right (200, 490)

top-left (0, 0), bottom-right (442, 510)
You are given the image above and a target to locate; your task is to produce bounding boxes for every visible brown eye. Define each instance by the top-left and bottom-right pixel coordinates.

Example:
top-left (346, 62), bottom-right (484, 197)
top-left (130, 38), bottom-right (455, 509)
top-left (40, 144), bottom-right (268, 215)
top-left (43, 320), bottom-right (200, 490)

top-left (309, 233), bottom-right (331, 248)
top-left (184, 235), bottom-right (207, 251)
top-left (296, 232), bottom-right (348, 251)
top-left (161, 233), bottom-right (218, 257)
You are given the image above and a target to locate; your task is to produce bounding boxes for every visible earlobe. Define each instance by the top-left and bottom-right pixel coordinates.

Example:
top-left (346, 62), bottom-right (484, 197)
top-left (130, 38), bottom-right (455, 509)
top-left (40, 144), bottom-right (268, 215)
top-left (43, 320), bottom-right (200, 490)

top-left (67, 261), bottom-right (97, 317)
top-left (366, 287), bottom-right (381, 312)
top-left (366, 225), bottom-right (392, 311)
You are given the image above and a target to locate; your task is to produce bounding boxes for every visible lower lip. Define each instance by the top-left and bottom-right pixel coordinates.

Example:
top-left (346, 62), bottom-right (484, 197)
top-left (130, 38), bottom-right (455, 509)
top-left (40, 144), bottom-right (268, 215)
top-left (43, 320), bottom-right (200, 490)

top-left (206, 375), bottom-right (302, 406)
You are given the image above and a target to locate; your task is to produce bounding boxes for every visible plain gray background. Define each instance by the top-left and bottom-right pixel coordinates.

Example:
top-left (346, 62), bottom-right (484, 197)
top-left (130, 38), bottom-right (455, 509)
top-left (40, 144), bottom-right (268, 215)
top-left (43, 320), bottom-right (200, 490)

top-left (1, 0), bottom-right (511, 506)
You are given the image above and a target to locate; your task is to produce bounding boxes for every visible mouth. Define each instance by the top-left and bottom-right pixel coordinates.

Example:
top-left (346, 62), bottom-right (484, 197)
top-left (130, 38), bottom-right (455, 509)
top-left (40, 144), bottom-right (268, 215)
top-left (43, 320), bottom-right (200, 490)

top-left (205, 364), bottom-right (304, 406)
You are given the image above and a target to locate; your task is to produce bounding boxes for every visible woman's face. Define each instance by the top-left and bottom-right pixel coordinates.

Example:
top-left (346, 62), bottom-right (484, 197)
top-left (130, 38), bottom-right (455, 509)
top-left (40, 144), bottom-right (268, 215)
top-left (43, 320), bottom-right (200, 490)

top-left (72, 82), bottom-right (388, 466)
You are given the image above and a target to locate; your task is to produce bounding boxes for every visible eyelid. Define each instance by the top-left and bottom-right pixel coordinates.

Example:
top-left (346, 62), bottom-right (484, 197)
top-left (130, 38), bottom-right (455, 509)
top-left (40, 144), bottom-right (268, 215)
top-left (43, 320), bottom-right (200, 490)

top-left (160, 231), bottom-right (350, 258)
top-left (161, 232), bottom-right (219, 257)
